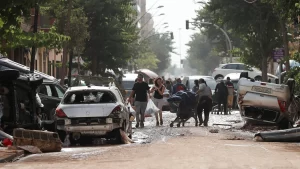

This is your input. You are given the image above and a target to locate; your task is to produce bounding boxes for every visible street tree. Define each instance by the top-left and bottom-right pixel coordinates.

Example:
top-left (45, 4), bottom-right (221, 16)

top-left (83, 0), bottom-right (139, 76)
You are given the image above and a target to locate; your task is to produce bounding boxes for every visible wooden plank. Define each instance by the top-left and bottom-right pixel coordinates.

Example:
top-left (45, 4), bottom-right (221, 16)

top-left (0, 149), bottom-right (24, 163)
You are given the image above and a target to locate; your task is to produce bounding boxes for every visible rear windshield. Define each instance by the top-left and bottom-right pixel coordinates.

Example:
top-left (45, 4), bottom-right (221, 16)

top-left (122, 81), bottom-right (135, 90)
top-left (62, 90), bottom-right (116, 104)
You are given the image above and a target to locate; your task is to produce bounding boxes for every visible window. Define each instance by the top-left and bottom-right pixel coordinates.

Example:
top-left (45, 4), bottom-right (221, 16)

top-left (55, 85), bottom-right (65, 98)
top-left (122, 81), bottom-right (135, 90)
top-left (222, 64), bottom-right (237, 69)
top-left (63, 91), bottom-right (116, 104)
top-left (46, 85), bottom-right (53, 96)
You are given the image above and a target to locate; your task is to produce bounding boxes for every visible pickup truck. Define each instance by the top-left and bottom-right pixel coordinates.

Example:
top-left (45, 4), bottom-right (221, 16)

top-left (237, 77), bottom-right (297, 129)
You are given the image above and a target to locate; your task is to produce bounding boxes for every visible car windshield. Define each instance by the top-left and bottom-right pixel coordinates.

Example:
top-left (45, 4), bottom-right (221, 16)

top-left (189, 79), bottom-right (216, 90)
top-left (62, 90), bottom-right (116, 104)
top-left (122, 81), bottom-right (135, 90)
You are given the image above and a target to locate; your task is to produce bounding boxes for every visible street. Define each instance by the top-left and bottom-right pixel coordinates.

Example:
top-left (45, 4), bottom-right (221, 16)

top-left (1, 111), bottom-right (300, 169)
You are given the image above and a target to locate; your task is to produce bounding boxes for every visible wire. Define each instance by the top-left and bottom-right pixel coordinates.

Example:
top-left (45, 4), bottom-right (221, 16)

top-left (133, 0), bottom-right (160, 25)
top-left (243, 0), bottom-right (258, 4)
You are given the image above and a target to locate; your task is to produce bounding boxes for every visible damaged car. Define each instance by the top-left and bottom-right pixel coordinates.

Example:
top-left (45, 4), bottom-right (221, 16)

top-left (55, 85), bottom-right (132, 145)
top-left (237, 74), bottom-right (298, 129)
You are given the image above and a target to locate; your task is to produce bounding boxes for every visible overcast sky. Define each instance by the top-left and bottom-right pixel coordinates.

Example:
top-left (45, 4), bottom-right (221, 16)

top-left (146, 0), bottom-right (207, 67)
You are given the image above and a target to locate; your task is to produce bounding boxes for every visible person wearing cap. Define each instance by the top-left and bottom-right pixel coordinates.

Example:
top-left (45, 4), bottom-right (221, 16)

top-left (129, 74), bottom-right (150, 128)
top-left (225, 77), bottom-right (234, 113)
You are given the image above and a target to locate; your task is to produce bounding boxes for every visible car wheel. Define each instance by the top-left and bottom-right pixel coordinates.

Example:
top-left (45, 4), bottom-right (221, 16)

top-left (254, 76), bottom-right (262, 81)
top-left (215, 75), bottom-right (224, 80)
top-left (57, 129), bottom-right (66, 142)
top-left (108, 128), bottom-right (123, 144)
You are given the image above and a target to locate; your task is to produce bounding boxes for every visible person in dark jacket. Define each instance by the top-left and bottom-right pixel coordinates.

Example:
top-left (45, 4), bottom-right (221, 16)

top-left (215, 80), bottom-right (229, 115)
top-left (172, 78), bottom-right (186, 94)
top-left (165, 80), bottom-right (173, 95)
top-left (196, 79), bottom-right (213, 126)
top-left (192, 80), bottom-right (199, 93)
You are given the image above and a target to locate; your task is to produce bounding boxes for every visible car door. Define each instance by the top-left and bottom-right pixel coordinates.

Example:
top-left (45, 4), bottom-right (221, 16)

top-left (39, 84), bottom-right (61, 119)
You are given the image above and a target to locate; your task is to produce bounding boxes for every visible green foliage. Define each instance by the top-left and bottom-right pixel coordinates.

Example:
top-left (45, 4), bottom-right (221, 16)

top-left (135, 52), bottom-right (160, 70)
top-left (148, 33), bottom-right (174, 73)
top-left (186, 33), bottom-right (221, 74)
top-left (83, 0), bottom-right (139, 75)
top-left (0, 0), bottom-right (69, 51)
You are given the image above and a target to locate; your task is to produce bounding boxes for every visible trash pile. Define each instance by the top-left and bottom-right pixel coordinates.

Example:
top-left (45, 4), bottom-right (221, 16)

top-left (0, 128), bottom-right (62, 154)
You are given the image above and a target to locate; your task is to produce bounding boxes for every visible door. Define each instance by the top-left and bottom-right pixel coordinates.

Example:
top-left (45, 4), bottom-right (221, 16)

top-left (38, 84), bottom-right (61, 120)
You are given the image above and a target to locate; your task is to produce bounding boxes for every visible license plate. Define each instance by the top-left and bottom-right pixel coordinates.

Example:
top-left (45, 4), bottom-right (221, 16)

top-left (251, 86), bottom-right (272, 94)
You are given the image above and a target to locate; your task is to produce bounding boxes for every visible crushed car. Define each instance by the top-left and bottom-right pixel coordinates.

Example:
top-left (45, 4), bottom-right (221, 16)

top-left (237, 74), bottom-right (299, 129)
top-left (55, 85), bottom-right (133, 145)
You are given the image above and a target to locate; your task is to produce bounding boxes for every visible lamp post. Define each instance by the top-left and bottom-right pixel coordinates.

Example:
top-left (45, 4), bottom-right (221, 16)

top-left (186, 20), bottom-right (233, 63)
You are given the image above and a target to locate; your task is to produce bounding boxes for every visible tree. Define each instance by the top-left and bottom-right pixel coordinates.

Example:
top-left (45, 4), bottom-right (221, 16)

top-left (148, 33), bottom-right (174, 74)
top-left (196, 0), bottom-right (282, 81)
top-left (135, 52), bottom-right (160, 70)
top-left (0, 0), bottom-right (69, 52)
top-left (186, 33), bottom-right (221, 74)
top-left (83, 0), bottom-right (139, 75)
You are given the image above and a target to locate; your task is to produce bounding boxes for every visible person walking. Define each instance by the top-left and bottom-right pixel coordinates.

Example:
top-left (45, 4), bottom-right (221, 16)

top-left (196, 79), bottom-right (213, 126)
top-left (215, 80), bottom-right (229, 115)
top-left (192, 80), bottom-right (199, 93)
top-left (165, 80), bottom-right (173, 95)
top-left (172, 78), bottom-right (186, 94)
top-left (150, 77), bottom-right (165, 126)
top-left (225, 77), bottom-right (234, 114)
top-left (129, 74), bottom-right (150, 128)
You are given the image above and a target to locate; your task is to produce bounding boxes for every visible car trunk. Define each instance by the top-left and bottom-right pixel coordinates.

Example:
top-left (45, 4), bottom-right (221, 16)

top-left (62, 103), bottom-right (117, 118)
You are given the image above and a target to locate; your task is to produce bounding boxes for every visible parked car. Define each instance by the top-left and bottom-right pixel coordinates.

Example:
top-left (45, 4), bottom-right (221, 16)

top-left (237, 76), bottom-right (296, 129)
top-left (275, 60), bottom-right (300, 77)
top-left (212, 63), bottom-right (278, 82)
top-left (182, 75), bottom-right (217, 93)
top-left (0, 57), bottom-right (66, 120)
top-left (55, 85), bottom-right (132, 144)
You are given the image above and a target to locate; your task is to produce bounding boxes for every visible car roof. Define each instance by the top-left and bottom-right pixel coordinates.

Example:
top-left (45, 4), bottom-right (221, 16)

top-left (66, 86), bottom-right (115, 92)
top-left (0, 57), bottom-right (58, 82)
top-left (187, 75), bottom-right (214, 80)
top-left (123, 74), bottom-right (138, 81)
top-left (224, 73), bottom-right (240, 80)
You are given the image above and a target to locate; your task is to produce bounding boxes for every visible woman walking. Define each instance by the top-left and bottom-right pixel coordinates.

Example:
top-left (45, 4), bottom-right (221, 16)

top-left (196, 78), bottom-right (213, 126)
top-left (150, 77), bottom-right (165, 126)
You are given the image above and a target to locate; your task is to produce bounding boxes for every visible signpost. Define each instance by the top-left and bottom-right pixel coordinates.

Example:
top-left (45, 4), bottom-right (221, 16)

top-left (273, 48), bottom-right (284, 62)
top-left (273, 48), bottom-right (284, 84)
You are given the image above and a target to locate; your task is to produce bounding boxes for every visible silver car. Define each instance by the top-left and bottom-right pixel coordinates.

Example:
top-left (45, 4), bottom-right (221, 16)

top-left (238, 78), bottom-right (295, 128)
top-left (55, 85), bottom-right (132, 144)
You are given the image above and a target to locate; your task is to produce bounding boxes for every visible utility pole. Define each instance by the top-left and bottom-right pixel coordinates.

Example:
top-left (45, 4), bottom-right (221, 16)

top-left (30, 3), bottom-right (39, 73)
top-left (179, 28), bottom-right (182, 68)
top-left (61, 0), bottom-right (72, 85)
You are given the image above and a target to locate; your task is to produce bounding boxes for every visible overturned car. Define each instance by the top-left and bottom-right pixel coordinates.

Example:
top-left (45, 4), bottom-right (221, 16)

top-left (237, 76), bottom-right (299, 129)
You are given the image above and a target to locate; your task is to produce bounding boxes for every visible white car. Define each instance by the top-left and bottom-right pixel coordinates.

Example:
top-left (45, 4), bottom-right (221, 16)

top-left (212, 63), bottom-right (278, 82)
top-left (55, 85), bottom-right (132, 144)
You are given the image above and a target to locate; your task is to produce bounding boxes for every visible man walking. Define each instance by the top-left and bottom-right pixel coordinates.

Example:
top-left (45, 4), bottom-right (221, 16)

top-left (129, 74), bottom-right (150, 128)
top-left (225, 77), bottom-right (234, 114)
top-left (215, 80), bottom-right (228, 115)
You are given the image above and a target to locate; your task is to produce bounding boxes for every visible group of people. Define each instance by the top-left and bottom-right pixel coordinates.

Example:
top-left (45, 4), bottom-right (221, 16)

top-left (128, 74), bottom-right (216, 128)
top-left (214, 77), bottom-right (234, 115)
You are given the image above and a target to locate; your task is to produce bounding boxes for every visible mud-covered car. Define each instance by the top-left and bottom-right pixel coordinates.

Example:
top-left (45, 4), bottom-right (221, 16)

top-left (237, 77), bottom-right (296, 128)
top-left (55, 85), bottom-right (132, 144)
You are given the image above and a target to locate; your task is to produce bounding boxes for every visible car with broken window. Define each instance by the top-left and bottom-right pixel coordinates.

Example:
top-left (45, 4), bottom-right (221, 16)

top-left (55, 85), bottom-right (132, 144)
top-left (237, 76), bottom-right (296, 129)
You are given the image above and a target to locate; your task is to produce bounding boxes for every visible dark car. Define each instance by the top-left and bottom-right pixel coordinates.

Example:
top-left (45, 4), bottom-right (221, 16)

top-left (0, 56), bottom-right (65, 120)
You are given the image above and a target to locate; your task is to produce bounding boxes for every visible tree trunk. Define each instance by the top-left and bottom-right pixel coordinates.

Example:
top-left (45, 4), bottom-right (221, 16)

top-left (261, 56), bottom-right (268, 82)
top-left (60, 0), bottom-right (72, 85)
top-left (92, 55), bottom-right (97, 75)
top-left (280, 18), bottom-right (290, 71)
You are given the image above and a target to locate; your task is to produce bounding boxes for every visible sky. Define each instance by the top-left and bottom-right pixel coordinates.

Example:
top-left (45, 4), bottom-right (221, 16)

top-left (145, 0), bottom-right (207, 67)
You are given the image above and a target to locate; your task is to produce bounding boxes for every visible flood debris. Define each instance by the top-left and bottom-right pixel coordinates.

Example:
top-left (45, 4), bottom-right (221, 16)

top-left (209, 129), bottom-right (219, 133)
top-left (13, 128), bottom-right (62, 152)
top-left (17, 146), bottom-right (42, 154)
top-left (254, 128), bottom-right (300, 142)
top-left (120, 130), bottom-right (134, 144)
top-left (225, 136), bottom-right (245, 140)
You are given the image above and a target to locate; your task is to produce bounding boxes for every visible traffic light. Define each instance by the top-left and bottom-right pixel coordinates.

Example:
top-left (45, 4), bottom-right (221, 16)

top-left (186, 20), bottom-right (189, 29)
top-left (170, 32), bottom-right (174, 39)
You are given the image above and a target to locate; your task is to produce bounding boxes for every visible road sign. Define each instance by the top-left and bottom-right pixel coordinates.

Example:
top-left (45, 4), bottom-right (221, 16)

top-left (273, 48), bottom-right (284, 62)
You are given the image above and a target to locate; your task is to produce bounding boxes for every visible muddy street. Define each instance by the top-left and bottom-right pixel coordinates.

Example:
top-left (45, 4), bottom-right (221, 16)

top-left (1, 111), bottom-right (300, 169)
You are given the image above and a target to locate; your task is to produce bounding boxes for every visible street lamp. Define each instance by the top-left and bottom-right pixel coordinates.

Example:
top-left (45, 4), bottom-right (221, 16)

top-left (186, 20), bottom-right (233, 63)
